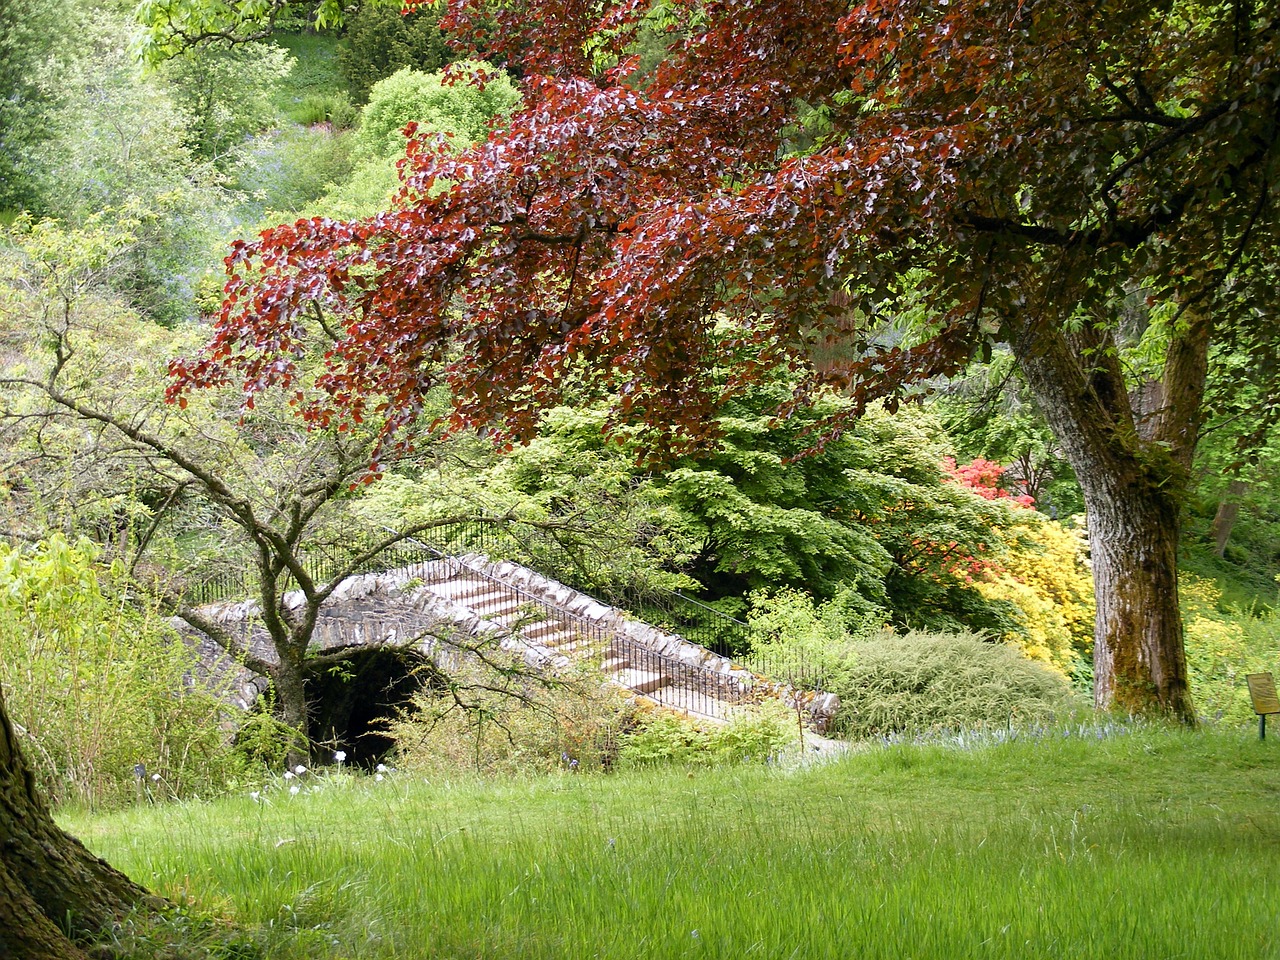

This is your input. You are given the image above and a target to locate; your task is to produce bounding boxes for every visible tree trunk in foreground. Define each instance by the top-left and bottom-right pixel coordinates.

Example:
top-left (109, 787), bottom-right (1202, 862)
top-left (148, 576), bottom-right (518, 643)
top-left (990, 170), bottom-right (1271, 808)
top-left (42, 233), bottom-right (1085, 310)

top-left (0, 686), bottom-right (155, 959)
top-left (1079, 463), bottom-right (1193, 716)
top-left (1008, 306), bottom-right (1202, 722)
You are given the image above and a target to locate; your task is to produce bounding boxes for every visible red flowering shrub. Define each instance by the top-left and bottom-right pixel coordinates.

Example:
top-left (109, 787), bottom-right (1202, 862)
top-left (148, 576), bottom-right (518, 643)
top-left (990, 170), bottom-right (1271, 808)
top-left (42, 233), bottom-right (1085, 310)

top-left (942, 457), bottom-right (1035, 509)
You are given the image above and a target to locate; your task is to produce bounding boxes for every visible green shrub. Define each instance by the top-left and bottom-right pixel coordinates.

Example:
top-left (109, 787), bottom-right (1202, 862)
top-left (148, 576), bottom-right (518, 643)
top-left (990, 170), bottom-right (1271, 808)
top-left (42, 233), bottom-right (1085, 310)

top-left (0, 536), bottom-right (243, 807)
top-left (231, 691), bottom-right (307, 772)
top-left (232, 124), bottom-right (355, 215)
top-left (615, 712), bottom-right (710, 767)
top-left (354, 62), bottom-right (521, 160)
top-left (337, 3), bottom-right (454, 104)
top-left (829, 630), bottom-right (1077, 739)
top-left (289, 91), bottom-right (358, 129)
top-left (1180, 573), bottom-right (1280, 722)
top-left (746, 587), bottom-right (876, 680)
top-left (301, 156), bottom-right (400, 220)
top-left (616, 701), bottom-right (799, 768)
top-left (386, 658), bottom-right (628, 776)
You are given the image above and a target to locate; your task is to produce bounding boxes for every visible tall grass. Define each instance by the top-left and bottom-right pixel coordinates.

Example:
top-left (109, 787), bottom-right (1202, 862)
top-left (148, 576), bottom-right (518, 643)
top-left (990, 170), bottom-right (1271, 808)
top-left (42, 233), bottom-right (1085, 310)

top-left (0, 537), bottom-right (243, 807)
top-left (63, 724), bottom-right (1280, 959)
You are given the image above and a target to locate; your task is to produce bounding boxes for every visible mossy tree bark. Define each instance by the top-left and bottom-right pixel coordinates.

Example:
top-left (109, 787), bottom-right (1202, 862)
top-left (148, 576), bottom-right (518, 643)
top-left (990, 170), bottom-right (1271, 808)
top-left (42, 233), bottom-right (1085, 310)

top-left (1007, 300), bottom-right (1206, 721)
top-left (1080, 459), bottom-right (1192, 715)
top-left (272, 646), bottom-right (312, 770)
top-left (0, 686), bottom-right (156, 959)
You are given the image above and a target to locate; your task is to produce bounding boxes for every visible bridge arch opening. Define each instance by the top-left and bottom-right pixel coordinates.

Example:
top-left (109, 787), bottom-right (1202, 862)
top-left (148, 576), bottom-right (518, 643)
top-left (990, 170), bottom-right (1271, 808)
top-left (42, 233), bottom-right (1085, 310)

top-left (305, 646), bottom-right (438, 768)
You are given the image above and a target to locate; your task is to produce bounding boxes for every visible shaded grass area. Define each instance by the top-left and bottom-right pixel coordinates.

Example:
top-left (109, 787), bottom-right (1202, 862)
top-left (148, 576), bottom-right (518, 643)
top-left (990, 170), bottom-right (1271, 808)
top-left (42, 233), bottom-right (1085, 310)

top-left (1182, 537), bottom-right (1279, 614)
top-left (63, 725), bottom-right (1280, 959)
top-left (272, 31), bottom-right (347, 121)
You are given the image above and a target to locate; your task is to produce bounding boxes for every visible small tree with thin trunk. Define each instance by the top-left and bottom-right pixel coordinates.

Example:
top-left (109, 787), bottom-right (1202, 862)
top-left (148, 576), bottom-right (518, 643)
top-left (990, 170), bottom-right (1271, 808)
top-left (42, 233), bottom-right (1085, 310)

top-left (0, 216), bottom-right (469, 767)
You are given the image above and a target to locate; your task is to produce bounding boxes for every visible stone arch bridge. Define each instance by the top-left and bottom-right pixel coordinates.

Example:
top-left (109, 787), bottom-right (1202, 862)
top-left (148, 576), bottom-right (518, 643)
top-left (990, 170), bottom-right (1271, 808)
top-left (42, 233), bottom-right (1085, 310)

top-left (179, 552), bottom-right (838, 762)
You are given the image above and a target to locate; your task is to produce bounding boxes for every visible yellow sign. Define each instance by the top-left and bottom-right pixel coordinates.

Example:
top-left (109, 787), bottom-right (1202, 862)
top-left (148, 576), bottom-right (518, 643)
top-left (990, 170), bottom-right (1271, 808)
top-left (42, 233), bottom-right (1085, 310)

top-left (1246, 673), bottom-right (1280, 716)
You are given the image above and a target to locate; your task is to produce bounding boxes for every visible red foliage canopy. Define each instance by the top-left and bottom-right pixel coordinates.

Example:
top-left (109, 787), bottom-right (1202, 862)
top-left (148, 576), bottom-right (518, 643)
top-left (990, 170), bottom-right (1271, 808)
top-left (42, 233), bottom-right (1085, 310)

top-left (171, 0), bottom-right (1280, 457)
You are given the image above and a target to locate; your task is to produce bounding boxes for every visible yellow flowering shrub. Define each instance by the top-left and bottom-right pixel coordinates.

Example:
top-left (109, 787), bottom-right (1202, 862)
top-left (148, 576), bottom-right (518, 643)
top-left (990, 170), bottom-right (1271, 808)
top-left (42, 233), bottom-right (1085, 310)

top-left (972, 509), bottom-right (1094, 677)
top-left (1180, 574), bottom-right (1279, 723)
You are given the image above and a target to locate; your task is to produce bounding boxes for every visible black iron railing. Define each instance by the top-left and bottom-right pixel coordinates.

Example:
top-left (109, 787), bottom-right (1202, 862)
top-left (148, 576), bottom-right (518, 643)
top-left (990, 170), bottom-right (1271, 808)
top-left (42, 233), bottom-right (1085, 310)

top-left (428, 551), bottom-right (616, 657)
top-left (382, 547), bottom-right (757, 719)
top-left (605, 632), bottom-right (755, 714)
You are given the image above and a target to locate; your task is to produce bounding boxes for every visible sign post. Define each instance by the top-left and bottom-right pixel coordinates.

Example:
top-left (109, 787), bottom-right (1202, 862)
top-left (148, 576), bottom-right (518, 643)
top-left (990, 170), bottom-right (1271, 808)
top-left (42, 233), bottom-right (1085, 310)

top-left (1246, 674), bottom-right (1280, 741)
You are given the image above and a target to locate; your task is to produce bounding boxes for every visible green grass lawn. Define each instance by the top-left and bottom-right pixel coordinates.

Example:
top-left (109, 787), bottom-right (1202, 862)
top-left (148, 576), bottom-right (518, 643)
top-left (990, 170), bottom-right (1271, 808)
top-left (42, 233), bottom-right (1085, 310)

top-left (63, 724), bottom-right (1280, 959)
top-left (272, 31), bottom-right (348, 122)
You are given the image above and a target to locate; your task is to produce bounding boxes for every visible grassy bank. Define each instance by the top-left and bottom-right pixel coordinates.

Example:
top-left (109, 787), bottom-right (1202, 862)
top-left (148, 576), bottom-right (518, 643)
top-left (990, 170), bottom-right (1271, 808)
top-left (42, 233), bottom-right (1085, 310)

top-left (63, 724), bottom-right (1280, 959)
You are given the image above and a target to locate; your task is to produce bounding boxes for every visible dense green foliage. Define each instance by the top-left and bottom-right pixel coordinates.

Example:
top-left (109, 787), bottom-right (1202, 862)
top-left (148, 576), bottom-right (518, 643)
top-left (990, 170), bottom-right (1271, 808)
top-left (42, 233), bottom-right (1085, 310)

top-left (271, 31), bottom-right (350, 124)
top-left (354, 62), bottom-right (521, 159)
top-left (5, 10), bottom-right (1278, 958)
top-left (937, 353), bottom-right (1085, 518)
top-left (384, 657), bottom-right (623, 776)
top-left (0, 0), bottom-right (68, 210)
top-left (0, 537), bottom-right (240, 807)
top-left (0, 0), bottom-right (1276, 792)
top-left (387, 673), bottom-right (799, 776)
top-left (615, 702), bottom-right (798, 768)
top-left (363, 399), bottom-right (1054, 638)
top-left (1180, 574), bottom-right (1280, 724)
top-left (744, 591), bottom-right (1076, 736)
top-left (3, 9), bottom-right (243, 323)
top-left (337, 3), bottom-right (454, 104)
top-left (826, 631), bottom-right (1076, 738)
top-left (160, 42), bottom-right (294, 166)
top-left (230, 123), bottom-right (356, 222)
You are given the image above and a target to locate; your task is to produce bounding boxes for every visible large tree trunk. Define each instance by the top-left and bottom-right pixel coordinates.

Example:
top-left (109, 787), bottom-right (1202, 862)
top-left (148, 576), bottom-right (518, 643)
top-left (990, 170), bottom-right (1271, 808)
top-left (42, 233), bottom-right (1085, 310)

top-left (1007, 300), bottom-right (1206, 722)
top-left (1078, 460), bottom-right (1193, 715)
top-left (0, 686), bottom-right (156, 959)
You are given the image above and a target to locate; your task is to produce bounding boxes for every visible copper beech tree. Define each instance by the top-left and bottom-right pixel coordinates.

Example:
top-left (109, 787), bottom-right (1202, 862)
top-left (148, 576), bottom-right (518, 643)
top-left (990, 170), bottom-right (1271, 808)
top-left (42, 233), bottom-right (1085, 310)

top-left (169, 0), bottom-right (1280, 723)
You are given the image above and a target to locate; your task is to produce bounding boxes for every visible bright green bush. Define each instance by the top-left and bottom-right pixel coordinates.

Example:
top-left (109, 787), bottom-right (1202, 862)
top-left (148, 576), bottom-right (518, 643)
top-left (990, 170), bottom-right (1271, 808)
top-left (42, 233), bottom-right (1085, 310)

top-left (828, 630), bottom-right (1077, 739)
top-left (616, 701), bottom-right (799, 768)
top-left (291, 91), bottom-right (358, 129)
top-left (301, 156), bottom-right (402, 220)
top-left (354, 63), bottom-right (521, 160)
top-left (746, 587), bottom-right (875, 677)
top-left (0, 536), bottom-right (242, 807)
top-left (1180, 573), bottom-right (1280, 723)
